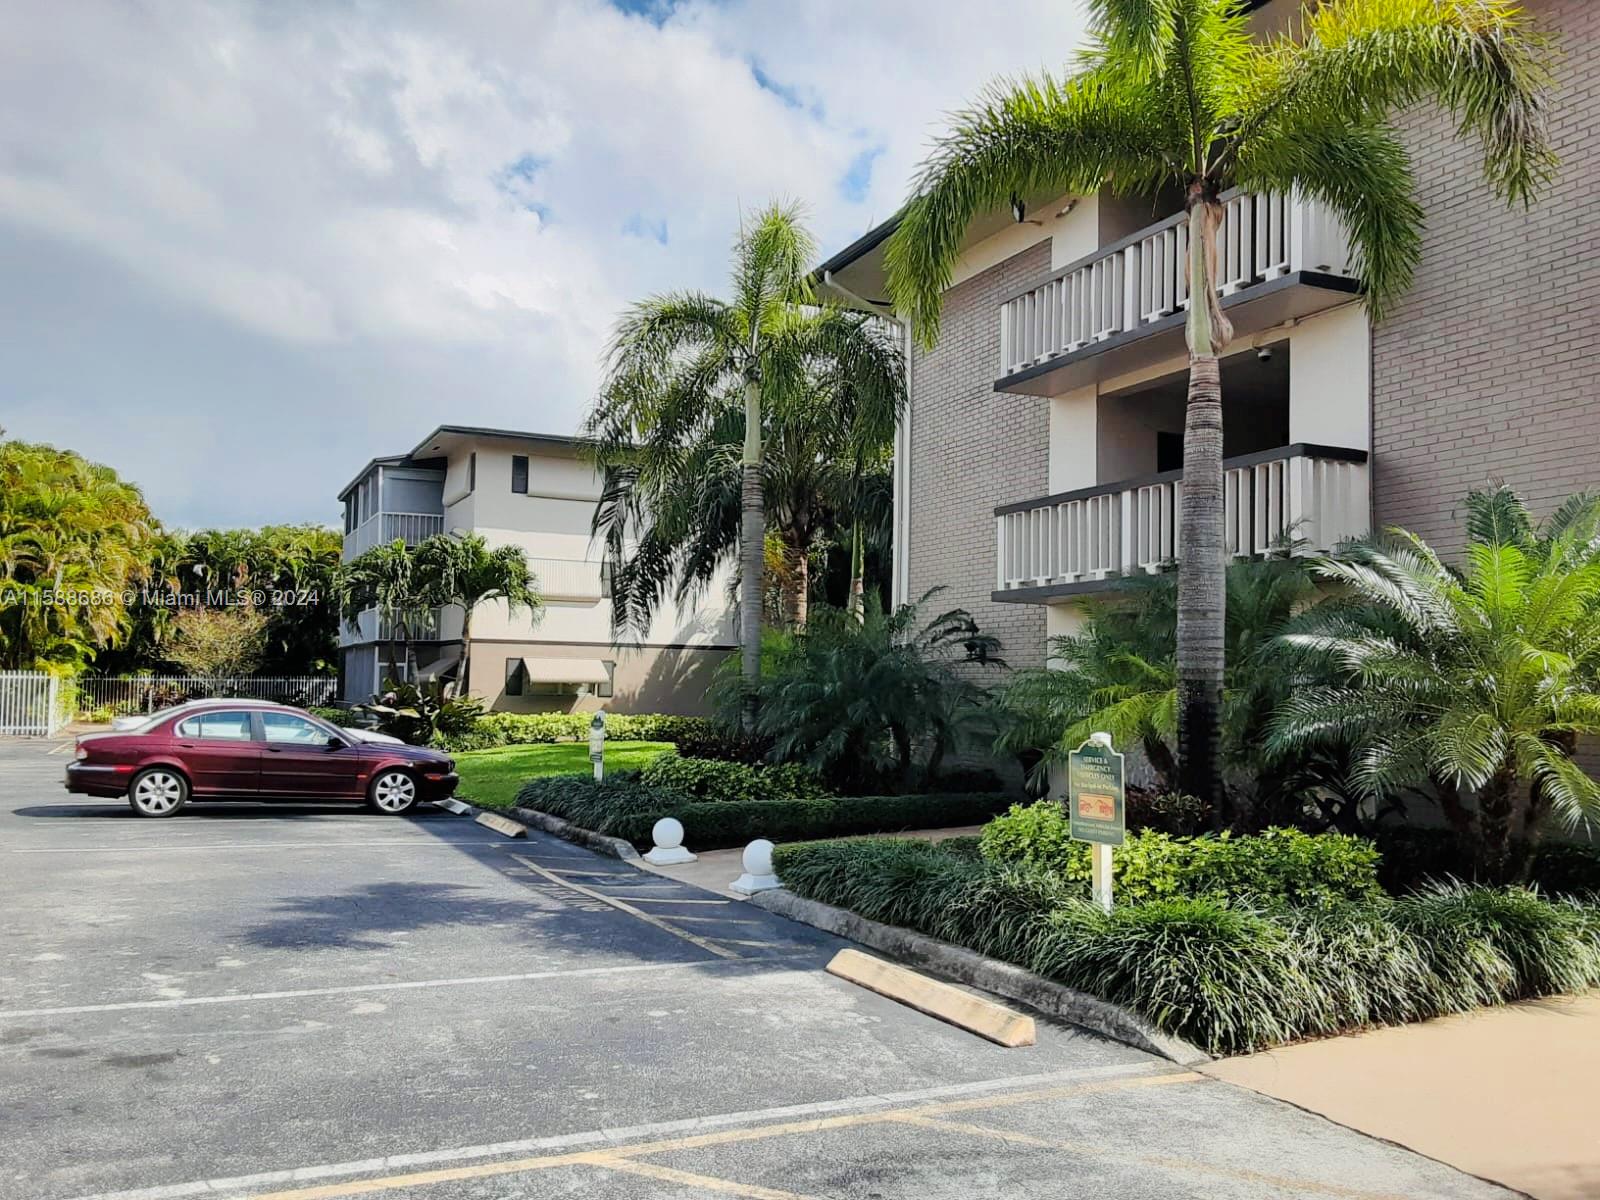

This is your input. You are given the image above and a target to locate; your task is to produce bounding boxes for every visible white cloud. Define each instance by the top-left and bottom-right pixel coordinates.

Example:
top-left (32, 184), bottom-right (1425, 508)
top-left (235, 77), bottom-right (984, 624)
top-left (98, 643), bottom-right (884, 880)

top-left (0, 0), bottom-right (1089, 527)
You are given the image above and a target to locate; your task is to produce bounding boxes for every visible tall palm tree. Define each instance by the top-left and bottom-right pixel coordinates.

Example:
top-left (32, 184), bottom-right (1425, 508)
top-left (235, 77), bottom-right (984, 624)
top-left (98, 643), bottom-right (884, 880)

top-left (413, 533), bottom-right (541, 698)
top-left (586, 203), bottom-right (903, 727)
top-left (884, 0), bottom-right (1555, 804)
top-left (336, 540), bottom-right (427, 687)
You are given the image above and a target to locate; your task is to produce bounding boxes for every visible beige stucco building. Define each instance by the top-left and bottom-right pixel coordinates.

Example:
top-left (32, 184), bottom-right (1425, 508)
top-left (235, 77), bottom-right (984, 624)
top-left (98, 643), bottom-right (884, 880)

top-left (336, 425), bottom-right (736, 714)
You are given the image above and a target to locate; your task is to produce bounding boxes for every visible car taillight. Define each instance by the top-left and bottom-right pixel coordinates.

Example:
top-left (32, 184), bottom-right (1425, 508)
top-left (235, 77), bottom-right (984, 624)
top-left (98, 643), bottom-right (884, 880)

top-left (75, 745), bottom-right (89, 761)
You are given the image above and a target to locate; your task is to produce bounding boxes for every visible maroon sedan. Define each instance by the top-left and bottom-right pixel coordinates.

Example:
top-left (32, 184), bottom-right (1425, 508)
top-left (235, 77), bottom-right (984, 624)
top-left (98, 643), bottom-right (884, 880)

top-left (65, 700), bottom-right (458, 817)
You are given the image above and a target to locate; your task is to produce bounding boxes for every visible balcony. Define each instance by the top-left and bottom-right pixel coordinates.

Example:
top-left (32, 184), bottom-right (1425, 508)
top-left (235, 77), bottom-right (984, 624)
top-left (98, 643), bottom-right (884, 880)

top-left (342, 512), bottom-right (446, 561)
top-left (993, 444), bottom-right (1369, 602)
top-left (996, 190), bottom-right (1357, 396)
top-left (338, 606), bottom-right (444, 647)
top-left (528, 556), bottom-right (607, 602)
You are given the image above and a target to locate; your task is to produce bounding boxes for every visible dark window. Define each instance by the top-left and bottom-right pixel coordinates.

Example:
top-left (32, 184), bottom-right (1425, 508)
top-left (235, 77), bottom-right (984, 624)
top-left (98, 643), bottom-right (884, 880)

top-left (504, 657), bottom-right (525, 697)
top-left (597, 661), bottom-right (615, 700)
top-left (468, 452), bottom-right (477, 493)
top-left (1156, 432), bottom-right (1184, 474)
top-left (511, 455), bottom-right (529, 494)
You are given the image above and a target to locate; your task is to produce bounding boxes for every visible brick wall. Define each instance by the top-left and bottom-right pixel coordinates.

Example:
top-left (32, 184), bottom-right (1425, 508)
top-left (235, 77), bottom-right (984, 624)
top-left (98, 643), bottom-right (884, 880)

top-left (1372, 0), bottom-right (1598, 552)
top-left (907, 240), bottom-right (1052, 670)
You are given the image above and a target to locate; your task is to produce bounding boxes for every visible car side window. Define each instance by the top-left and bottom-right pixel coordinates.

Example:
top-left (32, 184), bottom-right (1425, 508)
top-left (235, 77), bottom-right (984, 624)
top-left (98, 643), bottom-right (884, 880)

top-left (261, 713), bottom-right (332, 745)
top-left (176, 711), bottom-right (254, 741)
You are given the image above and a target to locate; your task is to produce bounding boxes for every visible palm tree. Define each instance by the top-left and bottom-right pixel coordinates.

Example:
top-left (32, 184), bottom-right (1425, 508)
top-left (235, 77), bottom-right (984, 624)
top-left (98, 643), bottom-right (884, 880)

top-left (586, 203), bottom-right (903, 727)
top-left (1269, 531), bottom-right (1600, 880)
top-left (883, 0), bottom-right (1555, 805)
top-left (413, 533), bottom-right (541, 698)
top-left (336, 540), bottom-right (427, 687)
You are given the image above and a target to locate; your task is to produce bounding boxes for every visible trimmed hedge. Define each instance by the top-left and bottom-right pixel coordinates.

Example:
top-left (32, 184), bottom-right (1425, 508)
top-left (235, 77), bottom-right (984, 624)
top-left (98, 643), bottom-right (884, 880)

top-left (637, 756), bottom-right (831, 805)
top-left (511, 772), bottom-right (1011, 851)
top-left (1374, 826), bottom-right (1600, 896)
top-left (772, 837), bottom-right (1600, 1055)
top-left (980, 801), bottom-right (1381, 908)
top-left (435, 712), bottom-right (717, 753)
top-left (609, 792), bottom-right (1017, 851)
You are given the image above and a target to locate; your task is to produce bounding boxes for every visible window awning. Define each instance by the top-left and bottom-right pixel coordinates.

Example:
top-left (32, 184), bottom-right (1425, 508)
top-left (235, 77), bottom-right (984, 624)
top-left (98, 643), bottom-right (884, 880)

top-left (415, 644), bottom-right (462, 680)
top-left (520, 656), bottom-right (611, 685)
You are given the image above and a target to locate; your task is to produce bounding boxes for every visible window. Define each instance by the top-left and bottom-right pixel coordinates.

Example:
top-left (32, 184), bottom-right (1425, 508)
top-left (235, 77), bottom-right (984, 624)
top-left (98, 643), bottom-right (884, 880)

top-left (596, 660), bottom-right (615, 700)
top-left (504, 657), bottom-right (526, 697)
top-left (262, 712), bottom-right (333, 745)
top-left (176, 711), bottom-right (254, 741)
top-left (511, 454), bottom-right (528, 494)
top-left (468, 452), bottom-right (477, 493)
top-left (599, 560), bottom-right (613, 599)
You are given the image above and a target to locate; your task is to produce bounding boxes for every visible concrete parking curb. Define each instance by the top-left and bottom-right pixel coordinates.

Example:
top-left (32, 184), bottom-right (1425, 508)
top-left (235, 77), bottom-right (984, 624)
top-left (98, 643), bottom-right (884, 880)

top-left (749, 888), bottom-right (1211, 1067)
top-left (505, 805), bottom-right (642, 862)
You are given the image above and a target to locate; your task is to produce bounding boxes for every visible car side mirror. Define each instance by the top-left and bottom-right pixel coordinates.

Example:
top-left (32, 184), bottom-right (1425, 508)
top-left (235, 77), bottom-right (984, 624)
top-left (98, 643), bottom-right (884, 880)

top-left (327, 735), bottom-right (345, 750)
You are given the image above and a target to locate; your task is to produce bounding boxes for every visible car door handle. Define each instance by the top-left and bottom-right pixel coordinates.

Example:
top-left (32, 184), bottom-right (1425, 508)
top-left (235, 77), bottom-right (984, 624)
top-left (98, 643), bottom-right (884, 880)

top-left (265, 746), bottom-right (285, 753)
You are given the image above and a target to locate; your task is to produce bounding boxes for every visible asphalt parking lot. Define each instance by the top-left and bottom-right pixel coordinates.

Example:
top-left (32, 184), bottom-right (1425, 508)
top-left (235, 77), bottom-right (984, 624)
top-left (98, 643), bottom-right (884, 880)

top-left (0, 736), bottom-right (1514, 1200)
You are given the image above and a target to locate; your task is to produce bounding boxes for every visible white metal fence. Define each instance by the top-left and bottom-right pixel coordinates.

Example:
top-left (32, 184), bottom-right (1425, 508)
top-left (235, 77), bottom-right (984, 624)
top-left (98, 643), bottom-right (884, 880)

top-left (0, 671), bottom-right (70, 736)
top-left (75, 675), bottom-right (339, 720)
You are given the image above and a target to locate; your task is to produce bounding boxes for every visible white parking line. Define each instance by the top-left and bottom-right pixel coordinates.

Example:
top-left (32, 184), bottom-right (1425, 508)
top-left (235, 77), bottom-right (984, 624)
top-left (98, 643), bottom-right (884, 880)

top-left (60, 1062), bottom-right (1165, 1200)
top-left (0, 957), bottom-right (798, 1020)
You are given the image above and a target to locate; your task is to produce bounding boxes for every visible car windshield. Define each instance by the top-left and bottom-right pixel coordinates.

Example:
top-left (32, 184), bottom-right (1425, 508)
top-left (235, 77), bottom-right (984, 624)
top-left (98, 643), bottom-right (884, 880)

top-left (126, 704), bottom-right (192, 733)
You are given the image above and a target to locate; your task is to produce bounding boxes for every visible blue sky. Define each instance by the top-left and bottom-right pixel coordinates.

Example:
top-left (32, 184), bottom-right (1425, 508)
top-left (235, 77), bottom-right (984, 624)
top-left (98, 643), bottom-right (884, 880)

top-left (0, 0), bottom-right (1088, 529)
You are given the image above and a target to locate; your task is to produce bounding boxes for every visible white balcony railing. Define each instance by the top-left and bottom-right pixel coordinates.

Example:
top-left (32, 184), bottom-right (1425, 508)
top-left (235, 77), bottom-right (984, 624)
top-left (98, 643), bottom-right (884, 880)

top-left (998, 190), bottom-right (1351, 377)
top-left (342, 511), bottom-right (446, 560)
top-left (995, 445), bottom-right (1368, 593)
top-left (338, 606), bottom-right (444, 647)
top-left (528, 556), bottom-right (607, 601)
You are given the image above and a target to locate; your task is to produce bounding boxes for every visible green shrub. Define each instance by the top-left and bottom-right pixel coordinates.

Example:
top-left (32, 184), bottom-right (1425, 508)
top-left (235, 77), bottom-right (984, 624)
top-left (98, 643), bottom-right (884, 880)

top-left (637, 755), bottom-right (831, 805)
top-left (610, 792), bottom-right (1015, 851)
top-left (773, 836), bottom-right (1600, 1055)
top-left (979, 802), bottom-right (1380, 907)
top-left (434, 711), bottom-right (721, 753)
top-left (1373, 827), bottom-right (1600, 896)
top-left (1531, 842), bottom-right (1600, 896)
top-left (511, 772), bottom-right (687, 836)
top-left (1125, 788), bottom-right (1210, 835)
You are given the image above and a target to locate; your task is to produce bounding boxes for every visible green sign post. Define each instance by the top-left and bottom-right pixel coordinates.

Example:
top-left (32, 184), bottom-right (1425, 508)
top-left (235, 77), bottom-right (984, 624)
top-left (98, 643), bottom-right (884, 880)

top-left (1068, 732), bottom-right (1125, 911)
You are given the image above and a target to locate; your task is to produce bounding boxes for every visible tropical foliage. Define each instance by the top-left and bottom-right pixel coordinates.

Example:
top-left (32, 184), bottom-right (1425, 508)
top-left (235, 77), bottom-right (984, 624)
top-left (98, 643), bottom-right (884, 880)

top-left (162, 606), bottom-right (270, 680)
top-left (337, 539), bottom-right (430, 683)
top-left (1270, 511), bottom-right (1600, 878)
top-left (414, 533), bottom-right (540, 697)
top-left (0, 436), bottom-right (155, 670)
top-left (884, 0), bottom-right (1556, 805)
top-left (737, 590), bottom-right (1003, 790)
top-left (585, 203), bottom-right (904, 728)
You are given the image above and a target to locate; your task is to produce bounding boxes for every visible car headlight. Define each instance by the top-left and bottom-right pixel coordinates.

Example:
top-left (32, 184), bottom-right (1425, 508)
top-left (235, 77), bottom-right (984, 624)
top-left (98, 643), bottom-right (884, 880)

top-left (75, 746), bottom-right (88, 761)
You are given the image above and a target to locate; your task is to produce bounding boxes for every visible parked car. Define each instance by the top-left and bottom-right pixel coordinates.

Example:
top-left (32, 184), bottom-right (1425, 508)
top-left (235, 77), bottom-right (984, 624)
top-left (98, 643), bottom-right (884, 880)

top-left (67, 700), bottom-right (457, 817)
top-left (111, 699), bottom-right (407, 745)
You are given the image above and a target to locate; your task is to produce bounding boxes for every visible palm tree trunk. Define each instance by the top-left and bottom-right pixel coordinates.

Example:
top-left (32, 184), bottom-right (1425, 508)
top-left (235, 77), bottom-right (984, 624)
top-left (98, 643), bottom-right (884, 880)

top-left (458, 610), bottom-right (472, 700)
top-left (1175, 192), bottom-right (1231, 812)
top-left (847, 522), bottom-right (865, 620)
top-left (1477, 766), bottom-right (1520, 883)
top-left (739, 376), bottom-right (764, 730)
top-left (784, 536), bottom-right (809, 628)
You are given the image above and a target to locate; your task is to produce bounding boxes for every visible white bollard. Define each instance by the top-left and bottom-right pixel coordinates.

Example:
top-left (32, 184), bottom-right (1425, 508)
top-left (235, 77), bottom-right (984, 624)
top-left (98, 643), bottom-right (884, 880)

top-left (643, 817), bottom-right (697, 865)
top-left (730, 838), bottom-right (779, 895)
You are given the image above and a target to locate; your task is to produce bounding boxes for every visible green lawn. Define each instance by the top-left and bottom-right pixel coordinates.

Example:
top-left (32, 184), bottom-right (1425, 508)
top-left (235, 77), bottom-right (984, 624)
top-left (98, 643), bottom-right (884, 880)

top-left (453, 742), bottom-right (676, 810)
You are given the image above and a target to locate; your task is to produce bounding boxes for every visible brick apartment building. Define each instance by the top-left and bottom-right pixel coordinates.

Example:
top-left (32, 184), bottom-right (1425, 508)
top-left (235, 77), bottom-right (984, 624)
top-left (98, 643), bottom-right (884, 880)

top-left (816, 0), bottom-right (1596, 673)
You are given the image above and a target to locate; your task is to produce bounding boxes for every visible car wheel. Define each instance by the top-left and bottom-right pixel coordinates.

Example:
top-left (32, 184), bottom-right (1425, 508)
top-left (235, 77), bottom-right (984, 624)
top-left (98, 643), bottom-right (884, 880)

top-left (129, 768), bottom-right (188, 817)
top-left (369, 768), bottom-right (419, 814)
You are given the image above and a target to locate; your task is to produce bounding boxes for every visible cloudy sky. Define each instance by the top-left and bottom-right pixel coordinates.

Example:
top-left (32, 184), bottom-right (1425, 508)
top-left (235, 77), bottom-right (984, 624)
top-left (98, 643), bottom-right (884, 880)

top-left (0, 0), bottom-right (1089, 529)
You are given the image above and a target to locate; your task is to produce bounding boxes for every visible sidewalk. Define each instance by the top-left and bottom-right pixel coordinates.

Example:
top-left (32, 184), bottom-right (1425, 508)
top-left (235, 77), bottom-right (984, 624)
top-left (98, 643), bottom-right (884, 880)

top-left (1206, 990), bottom-right (1600, 1200)
top-left (638, 825), bottom-right (983, 898)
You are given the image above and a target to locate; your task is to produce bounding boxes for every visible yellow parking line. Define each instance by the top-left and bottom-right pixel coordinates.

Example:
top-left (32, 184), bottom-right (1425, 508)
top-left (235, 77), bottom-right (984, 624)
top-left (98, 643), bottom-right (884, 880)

top-left (888, 1113), bottom-right (1414, 1200)
top-left (229, 1071), bottom-right (1201, 1200)
top-left (598, 1158), bottom-right (822, 1199)
top-left (510, 855), bottom-right (743, 960)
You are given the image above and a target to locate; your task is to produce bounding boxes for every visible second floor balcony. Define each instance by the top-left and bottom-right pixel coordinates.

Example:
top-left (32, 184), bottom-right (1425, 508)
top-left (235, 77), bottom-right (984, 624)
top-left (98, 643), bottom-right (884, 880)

top-left (994, 444), bottom-right (1369, 602)
top-left (338, 606), bottom-right (444, 648)
top-left (996, 190), bottom-right (1357, 396)
top-left (342, 511), bottom-right (446, 561)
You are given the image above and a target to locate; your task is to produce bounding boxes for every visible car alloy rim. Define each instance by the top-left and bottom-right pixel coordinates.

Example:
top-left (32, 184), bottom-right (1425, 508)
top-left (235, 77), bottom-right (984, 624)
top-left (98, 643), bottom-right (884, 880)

top-left (134, 772), bottom-right (182, 814)
top-left (373, 772), bottom-right (415, 812)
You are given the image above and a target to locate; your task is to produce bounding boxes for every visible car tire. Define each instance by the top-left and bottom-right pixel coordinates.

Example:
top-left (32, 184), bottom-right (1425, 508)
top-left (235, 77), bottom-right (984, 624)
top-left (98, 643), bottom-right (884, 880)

top-left (368, 768), bottom-right (419, 815)
top-left (128, 768), bottom-right (189, 818)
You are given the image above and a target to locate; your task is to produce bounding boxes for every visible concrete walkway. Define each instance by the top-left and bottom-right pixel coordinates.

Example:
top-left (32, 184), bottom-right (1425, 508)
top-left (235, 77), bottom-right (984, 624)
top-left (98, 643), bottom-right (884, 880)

top-left (639, 825), bottom-right (984, 898)
top-left (1207, 990), bottom-right (1600, 1200)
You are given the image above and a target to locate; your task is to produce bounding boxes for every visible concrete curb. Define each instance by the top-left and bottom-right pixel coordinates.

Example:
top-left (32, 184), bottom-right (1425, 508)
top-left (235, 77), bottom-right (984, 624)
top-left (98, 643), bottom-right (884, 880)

top-left (749, 888), bottom-right (1211, 1067)
top-left (505, 805), bottom-right (642, 862)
